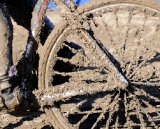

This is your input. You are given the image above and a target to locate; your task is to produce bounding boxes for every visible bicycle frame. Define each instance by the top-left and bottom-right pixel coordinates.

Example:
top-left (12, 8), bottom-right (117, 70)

top-left (22, 0), bottom-right (128, 105)
top-left (21, 0), bottom-right (50, 98)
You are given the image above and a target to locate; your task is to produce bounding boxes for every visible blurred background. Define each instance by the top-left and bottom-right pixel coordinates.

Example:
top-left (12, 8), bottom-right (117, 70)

top-left (47, 0), bottom-right (91, 11)
top-left (47, 0), bottom-right (160, 11)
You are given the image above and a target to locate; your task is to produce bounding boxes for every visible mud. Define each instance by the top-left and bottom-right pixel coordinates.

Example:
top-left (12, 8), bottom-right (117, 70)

top-left (0, 111), bottom-right (53, 129)
top-left (1, 1), bottom-right (160, 129)
top-left (41, 1), bottom-right (160, 128)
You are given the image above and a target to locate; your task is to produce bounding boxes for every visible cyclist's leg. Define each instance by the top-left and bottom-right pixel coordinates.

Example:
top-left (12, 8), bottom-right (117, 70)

top-left (0, 2), bottom-right (13, 85)
top-left (0, 2), bottom-right (22, 112)
top-left (5, 0), bottom-right (36, 30)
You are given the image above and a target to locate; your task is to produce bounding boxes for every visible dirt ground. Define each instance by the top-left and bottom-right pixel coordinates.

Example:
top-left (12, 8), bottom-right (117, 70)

top-left (0, 2), bottom-right (160, 128)
top-left (0, 11), bottom-right (61, 129)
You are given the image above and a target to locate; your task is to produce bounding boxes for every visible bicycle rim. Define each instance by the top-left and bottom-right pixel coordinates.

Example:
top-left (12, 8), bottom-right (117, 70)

top-left (39, 0), bottom-right (160, 128)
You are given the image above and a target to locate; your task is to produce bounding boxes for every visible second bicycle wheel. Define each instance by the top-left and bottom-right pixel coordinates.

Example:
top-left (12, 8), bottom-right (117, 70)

top-left (38, 0), bottom-right (160, 128)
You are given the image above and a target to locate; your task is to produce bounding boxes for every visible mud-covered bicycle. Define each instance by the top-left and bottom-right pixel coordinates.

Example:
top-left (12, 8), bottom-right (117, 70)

top-left (2, 0), bottom-right (160, 128)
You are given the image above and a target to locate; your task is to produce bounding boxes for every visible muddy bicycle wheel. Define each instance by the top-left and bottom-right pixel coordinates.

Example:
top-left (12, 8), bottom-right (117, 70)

top-left (38, 0), bottom-right (160, 128)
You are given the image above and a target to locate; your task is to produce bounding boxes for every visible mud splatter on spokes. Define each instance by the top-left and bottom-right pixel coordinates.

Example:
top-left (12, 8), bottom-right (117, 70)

top-left (39, 1), bottom-right (160, 128)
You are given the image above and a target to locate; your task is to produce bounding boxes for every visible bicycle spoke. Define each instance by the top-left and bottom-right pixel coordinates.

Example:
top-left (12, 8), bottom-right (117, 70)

top-left (120, 8), bottom-right (134, 61)
top-left (124, 92), bottom-right (133, 127)
top-left (128, 52), bottom-right (157, 79)
top-left (132, 81), bottom-right (160, 87)
top-left (74, 93), bottom-right (110, 128)
top-left (105, 91), bottom-right (120, 127)
top-left (133, 85), bottom-right (160, 103)
top-left (101, 13), bottom-right (114, 45)
top-left (54, 69), bottom-right (109, 83)
top-left (91, 113), bottom-right (105, 129)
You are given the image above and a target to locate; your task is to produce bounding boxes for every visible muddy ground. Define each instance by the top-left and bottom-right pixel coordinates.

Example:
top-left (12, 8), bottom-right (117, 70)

top-left (0, 11), bottom-right (61, 129)
top-left (0, 3), bottom-right (160, 128)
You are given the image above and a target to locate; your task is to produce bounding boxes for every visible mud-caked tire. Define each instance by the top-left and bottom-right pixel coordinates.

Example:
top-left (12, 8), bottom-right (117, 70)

top-left (38, 0), bottom-right (160, 128)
